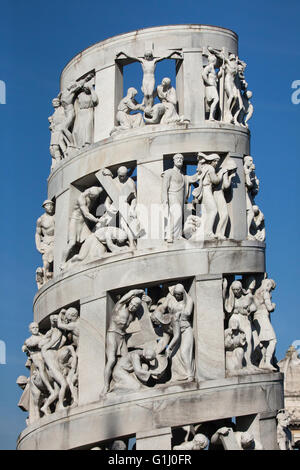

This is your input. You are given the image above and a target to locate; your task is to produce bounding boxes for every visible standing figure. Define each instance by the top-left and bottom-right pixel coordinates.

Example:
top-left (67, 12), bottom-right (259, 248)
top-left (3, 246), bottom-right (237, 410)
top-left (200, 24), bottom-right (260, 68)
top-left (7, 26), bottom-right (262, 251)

top-left (102, 166), bottom-right (139, 248)
top-left (156, 77), bottom-right (180, 124)
top-left (153, 284), bottom-right (195, 381)
top-left (162, 154), bottom-right (198, 243)
top-left (48, 97), bottom-right (68, 169)
top-left (196, 152), bottom-right (228, 240)
top-left (213, 159), bottom-right (236, 239)
top-left (202, 49), bottom-right (221, 121)
top-left (112, 87), bottom-right (144, 133)
top-left (61, 186), bottom-right (102, 267)
top-left (101, 289), bottom-right (145, 395)
top-left (116, 50), bottom-right (181, 111)
top-left (244, 155), bottom-right (260, 240)
top-left (213, 51), bottom-right (240, 124)
top-left (58, 73), bottom-right (94, 152)
top-left (277, 410), bottom-right (293, 450)
top-left (35, 200), bottom-right (55, 287)
top-left (223, 279), bottom-right (257, 369)
top-left (22, 322), bottom-right (56, 417)
top-left (73, 81), bottom-right (98, 148)
top-left (253, 278), bottom-right (277, 371)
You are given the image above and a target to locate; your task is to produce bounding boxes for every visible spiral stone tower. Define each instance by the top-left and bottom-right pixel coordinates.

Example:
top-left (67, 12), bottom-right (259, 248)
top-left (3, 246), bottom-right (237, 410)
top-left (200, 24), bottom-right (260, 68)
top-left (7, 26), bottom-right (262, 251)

top-left (17, 25), bottom-right (285, 451)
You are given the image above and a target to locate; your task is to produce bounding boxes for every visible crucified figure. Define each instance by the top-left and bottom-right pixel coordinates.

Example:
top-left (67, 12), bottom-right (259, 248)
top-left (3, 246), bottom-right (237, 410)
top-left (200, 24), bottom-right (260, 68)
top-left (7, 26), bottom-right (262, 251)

top-left (116, 50), bottom-right (181, 111)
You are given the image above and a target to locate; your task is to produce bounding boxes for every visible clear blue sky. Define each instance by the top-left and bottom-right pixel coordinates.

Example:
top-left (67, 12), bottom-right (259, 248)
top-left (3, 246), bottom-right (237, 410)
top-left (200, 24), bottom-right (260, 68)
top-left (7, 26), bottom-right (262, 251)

top-left (0, 0), bottom-right (299, 450)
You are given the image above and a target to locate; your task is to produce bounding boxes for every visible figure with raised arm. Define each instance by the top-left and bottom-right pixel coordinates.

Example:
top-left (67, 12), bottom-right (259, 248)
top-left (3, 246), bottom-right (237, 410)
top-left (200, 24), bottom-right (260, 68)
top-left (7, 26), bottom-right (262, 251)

top-left (116, 50), bottom-right (181, 111)
top-left (35, 200), bottom-right (55, 286)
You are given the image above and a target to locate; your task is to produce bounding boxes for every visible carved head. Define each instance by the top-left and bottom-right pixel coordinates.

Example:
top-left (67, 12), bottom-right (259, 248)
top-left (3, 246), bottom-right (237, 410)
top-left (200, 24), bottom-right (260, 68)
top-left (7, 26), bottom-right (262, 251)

top-left (144, 50), bottom-right (153, 60)
top-left (65, 307), bottom-right (79, 322)
top-left (127, 87), bottom-right (138, 98)
top-left (88, 187), bottom-right (102, 199)
top-left (231, 280), bottom-right (243, 298)
top-left (52, 97), bottom-right (61, 108)
top-left (128, 296), bottom-right (142, 313)
top-left (161, 77), bottom-right (171, 88)
top-left (244, 155), bottom-right (255, 171)
top-left (42, 200), bottom-right (55, 215)
top-left (143, 347), bottom-right (156, 361)
top-left (29, 322), bottom-right (39, 336)
top-left (111, 440), bottom-right (127, 450)
top-left (173, 153), bottom-right (184, 169)
top-left (117, 166), bottom-right (128, 183)
top-left (173, 283), bottom-right (185, 301)
top-left (193, 433), bottom-right (209, 450)
top-left (240, 432), bottom-right (255, 449)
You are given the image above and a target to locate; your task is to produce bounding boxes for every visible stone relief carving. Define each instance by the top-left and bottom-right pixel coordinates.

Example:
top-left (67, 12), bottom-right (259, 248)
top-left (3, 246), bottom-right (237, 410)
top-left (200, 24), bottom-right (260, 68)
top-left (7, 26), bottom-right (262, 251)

top-left (116, 50), bottom-right (181, 111)
top-left (20, 309), bottom-right (79, 422)
top-left (203, 48), bottom-right (253, 127)
top-left (173, 433), bottom-right (209, 450)
top-left (244, 155), bottom-right (265, 241)
top-left (73, 79), bottom-right (98, 149)
top-left (211, 427), bottom-right (263, 450)
top-left (277, 410), bottom-right (293, 450)
top-left (253, 278), bottom-right (277, 371)
top-left (162, 154), bottom-right (198, 243)
top-left (35, 200), bottom-right (55, 288)
top-left (49, 73), bottom-right (97, 170)
top-left (110, 88), bottom-right (144, 134)
top-left (102, 283), bottom-right (195, 395)
top-left (61, 186), bottom-right (103, 269)
top-left (223, 275), bottom-right (278, 376)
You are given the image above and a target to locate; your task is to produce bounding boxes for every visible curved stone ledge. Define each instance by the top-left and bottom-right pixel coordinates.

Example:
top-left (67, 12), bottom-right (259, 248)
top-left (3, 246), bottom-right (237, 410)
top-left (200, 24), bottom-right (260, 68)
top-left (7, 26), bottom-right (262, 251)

top-left (33, 240), bottom-right (265, 323)
top-left (48, 124), bottom-right (249, 198)
top-left (60, 24), bottom-right (238, 88)
top-left (17, 372), bottom-right (283, 450)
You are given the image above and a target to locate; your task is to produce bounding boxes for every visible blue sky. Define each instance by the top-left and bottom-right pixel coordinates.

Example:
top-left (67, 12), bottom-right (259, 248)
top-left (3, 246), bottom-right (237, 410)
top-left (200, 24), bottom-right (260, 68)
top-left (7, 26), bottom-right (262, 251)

top-left (0, 0), bottom-right (299, 450)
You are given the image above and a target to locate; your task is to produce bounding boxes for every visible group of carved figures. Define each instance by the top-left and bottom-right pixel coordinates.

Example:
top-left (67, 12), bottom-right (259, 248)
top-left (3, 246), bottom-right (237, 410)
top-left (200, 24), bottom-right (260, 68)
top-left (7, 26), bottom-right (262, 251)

top-left (102, 284), bottom-right (195, 395)
top-left (49, 47), bottom-right (253, 170)
top-left (223, 274), bottom-right (277, 375)
top-left (49, 72), bottom-right (98, 170)
top-left (17, 308), bottom-right (80, 423)
top-left (90, 410), bottom-right (293, 450)
top-left (202, 47), bottom-right (253, 126)
top-left (35, 153), bottom-right (265, 287)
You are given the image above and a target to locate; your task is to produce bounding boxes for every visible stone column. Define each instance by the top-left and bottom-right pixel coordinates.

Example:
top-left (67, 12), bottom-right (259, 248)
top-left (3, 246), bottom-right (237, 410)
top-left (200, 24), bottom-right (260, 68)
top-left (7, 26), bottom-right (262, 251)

top-left (53, 188), bottom-right (70, 276)
top-left (259, 411), bottom-right (279, 450)
top-left (94, 62), bottom-right (123, 142)
top-left (78, 294), bottom-right (107, 406)
top-left (137, 157), bottom-right (164, 250)
top-left (136, 427), bottom-right (172, 450)
top-left (194, 274), bottom-right (225, 380)
top-left (176, 49), bottom-right (205, 123)
top-left (228, 153), bottom-right (248, 241)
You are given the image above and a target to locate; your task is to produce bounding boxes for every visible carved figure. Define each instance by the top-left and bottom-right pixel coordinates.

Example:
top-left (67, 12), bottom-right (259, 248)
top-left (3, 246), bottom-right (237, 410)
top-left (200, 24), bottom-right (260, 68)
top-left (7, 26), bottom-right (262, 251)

top-left (156, 77), bottom-right (180, 124)
top-left (253, 278), bottom-right (277, 371)
top-left (253, 205), bottom-right (266, 242)
top-left (35, 200), bottom-right (55, 287)
top-left (244, 156), bottom-right (260, 240)
top-left (213, 158), bottom-right (236, 239)
top-left (111, 88), bottom-right (144, 134)
top-left (101, 289), bottom-right (145, 395)
top-left (162, 154), bottom-right (198, 242)
top-left (277, 410), bottom-right (293, 450)
top-left (202, 49), bottom-right (221, 121)
top-left (48, 97), bottom-right (68, 169)
top-left (211, 427), bottom-right (263, 450)
top-left (117, 50), bottom-right (181, 111)
top-left (73, 81), bottom-right (98, 148)
top-left (223, 279), bottom-right (257, 369)
top-left (173, 433), bottom-right (209, 450)
top-left (224, 316), bottom-right (247, 374)
top-left (61, 186), bottom-right (103, 266)
top-left (152, 284), bottom-right (194, 381)
top-left (196, 153), bottom-right (228, 239)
